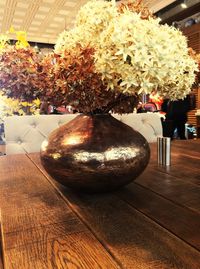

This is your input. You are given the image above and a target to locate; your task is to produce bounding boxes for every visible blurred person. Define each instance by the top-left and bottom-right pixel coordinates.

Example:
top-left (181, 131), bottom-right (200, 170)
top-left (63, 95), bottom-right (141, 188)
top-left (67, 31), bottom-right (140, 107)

top-left (161, 95), bottom-right (191, 139)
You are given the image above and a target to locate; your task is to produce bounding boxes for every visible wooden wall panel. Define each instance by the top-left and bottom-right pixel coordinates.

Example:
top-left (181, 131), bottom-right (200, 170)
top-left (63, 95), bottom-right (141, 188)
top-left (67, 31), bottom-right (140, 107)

top-left (182, 25), bottom-right (200, 133)
top-left (187, 88), bottom-right (199, 126)
top-left (188, 33), bottom-right (200, 53)
top-left (182, 24), bottom-right (200, 53)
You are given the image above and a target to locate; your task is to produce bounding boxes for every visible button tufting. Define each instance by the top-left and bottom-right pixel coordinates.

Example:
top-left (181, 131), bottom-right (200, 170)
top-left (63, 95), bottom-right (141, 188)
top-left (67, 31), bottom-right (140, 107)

top-left (18, 140), bottom-right (22, 144)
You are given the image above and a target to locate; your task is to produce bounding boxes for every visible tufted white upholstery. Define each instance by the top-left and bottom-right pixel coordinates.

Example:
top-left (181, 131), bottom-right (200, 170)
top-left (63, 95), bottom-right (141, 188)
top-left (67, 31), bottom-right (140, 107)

top-left (4, 113), bottom-right (162, 155)
top-left (4, 114), bottom-right (76, 155)
top-left (119, 113), bottom-right (163, 143)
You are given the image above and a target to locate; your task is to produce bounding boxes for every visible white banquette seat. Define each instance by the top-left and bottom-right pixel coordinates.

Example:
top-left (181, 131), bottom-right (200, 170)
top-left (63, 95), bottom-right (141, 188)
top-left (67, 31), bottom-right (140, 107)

top-left (4, 113), bottom-right (162, 155)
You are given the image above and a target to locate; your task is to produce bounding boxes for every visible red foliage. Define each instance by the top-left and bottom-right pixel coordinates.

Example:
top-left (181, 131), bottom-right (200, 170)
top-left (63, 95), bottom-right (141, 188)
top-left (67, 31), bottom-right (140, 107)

top-left (0, 46), bottom-right (46, 102)
top-left (40, 45), bottom-right (138, 114)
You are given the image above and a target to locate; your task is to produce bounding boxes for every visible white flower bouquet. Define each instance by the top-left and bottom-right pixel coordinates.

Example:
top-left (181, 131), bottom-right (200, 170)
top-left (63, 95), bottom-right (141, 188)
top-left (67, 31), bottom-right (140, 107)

top-left (49, 0), bottom-right (198, 113)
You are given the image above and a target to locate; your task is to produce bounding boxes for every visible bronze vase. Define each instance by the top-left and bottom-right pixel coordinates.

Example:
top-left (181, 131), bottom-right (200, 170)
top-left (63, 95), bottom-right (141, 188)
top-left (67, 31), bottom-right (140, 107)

top-left (40, 114), bottom-right (150, 193)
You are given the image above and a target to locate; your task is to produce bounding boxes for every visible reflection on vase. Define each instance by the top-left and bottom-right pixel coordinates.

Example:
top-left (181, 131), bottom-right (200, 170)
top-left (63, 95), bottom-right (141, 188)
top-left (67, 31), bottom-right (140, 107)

top-left (40, 114), bottom-right (150, 193)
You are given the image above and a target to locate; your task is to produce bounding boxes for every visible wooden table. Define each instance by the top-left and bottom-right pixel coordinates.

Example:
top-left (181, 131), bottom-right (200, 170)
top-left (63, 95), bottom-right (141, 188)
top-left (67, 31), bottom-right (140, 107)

top-left (0, 140), bottom-right (200, 269)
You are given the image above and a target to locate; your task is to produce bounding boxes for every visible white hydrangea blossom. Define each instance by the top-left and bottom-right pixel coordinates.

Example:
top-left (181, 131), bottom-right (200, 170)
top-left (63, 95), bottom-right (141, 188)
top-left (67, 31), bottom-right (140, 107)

top-left (55, 0), bottom-right (198, 100)
top-left (55, 26), bottom-right (88, 53)
top-left (76, 0), bottom-right (117, 33)
top-left (55, 0), bottom-right (117, 53)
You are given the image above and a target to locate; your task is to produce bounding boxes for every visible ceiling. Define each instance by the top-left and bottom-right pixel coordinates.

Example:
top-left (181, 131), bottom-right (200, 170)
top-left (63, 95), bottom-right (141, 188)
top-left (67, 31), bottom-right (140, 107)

top-left (0, 0), bottom-right (176, 44)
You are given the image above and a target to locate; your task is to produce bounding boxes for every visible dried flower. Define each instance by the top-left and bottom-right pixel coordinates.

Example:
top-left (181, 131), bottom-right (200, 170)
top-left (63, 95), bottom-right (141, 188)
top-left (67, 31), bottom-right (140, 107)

top-left (1, 1), bottom-right (198, 115)
top-left (41, 45), bottom-right (138, 113)
top-left (55, 0), bottom-right (197, 109)
top-left (118, 0), bottom-right (154, 20)
top-left (0, 30), bottom-right (46, 102)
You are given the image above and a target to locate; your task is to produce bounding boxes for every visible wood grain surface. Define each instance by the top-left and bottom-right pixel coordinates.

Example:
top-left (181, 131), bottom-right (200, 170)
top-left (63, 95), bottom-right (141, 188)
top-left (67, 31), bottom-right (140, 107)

top-left (53, 189), bottom-right (200, 269)
top-left (0, 155), bottom-right (119, 269)
top-left (5, 231), bottom-right (119, 269)
top-left (0, 217), bottom-right (4, 269)
top-left (28, 139), bottom-right (200, 269)
top-left (0, 140), bottom-right (200, 268)
top-left (135, 166), bottom-right (200, 213)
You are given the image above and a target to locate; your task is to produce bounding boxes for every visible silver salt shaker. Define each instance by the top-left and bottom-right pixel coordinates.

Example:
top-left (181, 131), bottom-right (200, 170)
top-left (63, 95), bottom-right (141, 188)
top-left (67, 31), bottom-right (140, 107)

top-left (157, 137), bottom-right (171, 166)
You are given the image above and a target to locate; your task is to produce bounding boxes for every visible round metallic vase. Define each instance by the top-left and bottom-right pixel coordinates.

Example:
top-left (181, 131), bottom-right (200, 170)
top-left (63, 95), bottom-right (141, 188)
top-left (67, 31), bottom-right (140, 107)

top-left (40, 114), bottom-right (150, 193)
